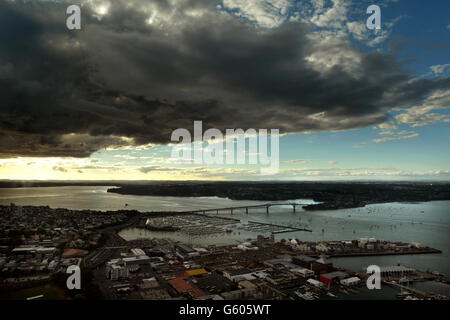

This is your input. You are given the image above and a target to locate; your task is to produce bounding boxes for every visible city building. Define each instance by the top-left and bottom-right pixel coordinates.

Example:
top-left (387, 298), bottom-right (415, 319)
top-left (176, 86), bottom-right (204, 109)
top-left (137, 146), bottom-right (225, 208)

top-left (131, 248), bottom-right (146, 256)
top-left (340, 277), bottom-right (360, 286)
top-left (292, 255), bottom-right (316, 269)
top-left (291, 268), bottom-right (315, 278)
top-left (185, 268), bottom-right (208, 277)
top-left (106, 264), bottom-right (129, 280)
top-left (307, 279), bottom-right (323, 288)
top-left (220, 288), bottom-right (256, 300)
top-left (123, 255), bottom-right (151, 266)
top-left (168, 276), bottom-right (205, 298)
top-left (319, 271), bottom-right (348, 285)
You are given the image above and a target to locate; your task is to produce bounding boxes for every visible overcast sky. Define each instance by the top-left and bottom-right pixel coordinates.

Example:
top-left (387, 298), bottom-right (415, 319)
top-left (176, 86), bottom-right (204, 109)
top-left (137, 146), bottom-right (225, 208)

top-left (0, 0), bottom-right (449, 180)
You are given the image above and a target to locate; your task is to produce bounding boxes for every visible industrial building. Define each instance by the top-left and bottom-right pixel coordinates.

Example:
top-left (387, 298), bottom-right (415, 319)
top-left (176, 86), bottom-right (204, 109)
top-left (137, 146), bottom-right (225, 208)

top-left (131, 248), bottom-right (146, 256)
top-left (307, 278), bottom-right (323, 288)
top-left (168, 276), bottom-right (205, 298)
top-left (292, 255), bottom-right (316, 269)
top-left (291, 267), bottom-right (315, 278)
top-left (319, 271), bottom-right (348, 285)
top-left (185, 268), bottom-right (208, 277)
top-left (105, 255), bottom-right (151, 280)
top-left (122, 255), bottom-right (151, 266)
top-left (220, 288), bottom-right (257, 300)
top-left (222, 268), bottom-right (268, 282)
top-left (176, 243), bottom-right (196, 255)
top-left (11, 247), bottom-right (56, 258)
top-left (340, 277), bottom-right (361, 286)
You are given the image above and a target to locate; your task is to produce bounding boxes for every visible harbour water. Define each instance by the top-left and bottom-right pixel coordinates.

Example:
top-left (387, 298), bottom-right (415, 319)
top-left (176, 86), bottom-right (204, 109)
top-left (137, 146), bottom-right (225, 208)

top-left (0, 186), bottom-right (449, 276)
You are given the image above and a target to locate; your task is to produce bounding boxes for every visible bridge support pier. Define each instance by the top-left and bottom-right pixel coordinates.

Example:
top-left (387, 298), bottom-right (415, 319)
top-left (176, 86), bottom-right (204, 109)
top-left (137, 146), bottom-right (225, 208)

top-left (185, 203), bottom-right (302, 218)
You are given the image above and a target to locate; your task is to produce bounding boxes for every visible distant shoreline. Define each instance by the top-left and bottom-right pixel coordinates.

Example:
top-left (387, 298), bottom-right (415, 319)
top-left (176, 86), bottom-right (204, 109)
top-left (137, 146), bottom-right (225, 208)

top-left (106, 181), bottom-right (450, 211)
top-left (103, 182), bottom-right (450, 211)
top-left (1, 181), bottom-right (449, 211)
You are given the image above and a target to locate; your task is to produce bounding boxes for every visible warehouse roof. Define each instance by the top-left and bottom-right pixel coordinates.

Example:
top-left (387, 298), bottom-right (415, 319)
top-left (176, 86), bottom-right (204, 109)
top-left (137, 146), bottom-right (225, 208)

top-left (169, 276), bottom-right (204, 298)
top-left (185, 268), bottom-right (208, 276)
top-left (320, 271), bottom-right (348, 279)
top-left (293, 255), bottom-right (316, 262)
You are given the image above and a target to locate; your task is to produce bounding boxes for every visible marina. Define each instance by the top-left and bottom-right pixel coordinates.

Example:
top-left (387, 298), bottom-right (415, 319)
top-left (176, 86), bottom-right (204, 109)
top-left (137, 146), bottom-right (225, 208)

top-left (139, 210), bottom-right (312, 237)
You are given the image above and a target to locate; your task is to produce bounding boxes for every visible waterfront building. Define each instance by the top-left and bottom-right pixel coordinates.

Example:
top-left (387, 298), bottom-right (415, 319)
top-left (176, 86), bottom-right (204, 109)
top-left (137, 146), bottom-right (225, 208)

top-left (292, 255), bottom-right (316, 269)
top-left (319, 271), bottom-right (348, 285)
top-left (340, 277), bottom-right (360, 286)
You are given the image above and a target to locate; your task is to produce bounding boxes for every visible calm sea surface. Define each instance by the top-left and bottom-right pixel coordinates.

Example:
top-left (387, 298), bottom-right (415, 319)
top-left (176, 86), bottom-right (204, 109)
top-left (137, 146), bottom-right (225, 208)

top-left (0, 186), bottom-right (449, 276)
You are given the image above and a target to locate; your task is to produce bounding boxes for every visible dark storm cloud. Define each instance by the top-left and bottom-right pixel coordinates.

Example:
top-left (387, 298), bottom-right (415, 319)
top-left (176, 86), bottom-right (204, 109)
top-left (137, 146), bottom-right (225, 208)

top-left (0, 0), bottom-right (448, 158)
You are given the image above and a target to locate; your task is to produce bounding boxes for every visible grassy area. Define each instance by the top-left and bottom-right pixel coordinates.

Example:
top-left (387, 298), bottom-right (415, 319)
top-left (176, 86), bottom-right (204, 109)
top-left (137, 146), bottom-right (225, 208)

top-left (0, 283), bottom-right (67, 300)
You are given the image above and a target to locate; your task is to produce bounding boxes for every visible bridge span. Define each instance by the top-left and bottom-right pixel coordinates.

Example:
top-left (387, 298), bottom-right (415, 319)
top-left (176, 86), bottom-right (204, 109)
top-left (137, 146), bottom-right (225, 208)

top-left (182, 203), bottom-right (302, 215)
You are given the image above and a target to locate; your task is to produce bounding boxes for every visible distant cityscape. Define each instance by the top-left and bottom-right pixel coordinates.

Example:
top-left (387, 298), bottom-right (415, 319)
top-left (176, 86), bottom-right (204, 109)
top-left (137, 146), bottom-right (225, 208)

top-left (0, 204), bottom-right (448, 300)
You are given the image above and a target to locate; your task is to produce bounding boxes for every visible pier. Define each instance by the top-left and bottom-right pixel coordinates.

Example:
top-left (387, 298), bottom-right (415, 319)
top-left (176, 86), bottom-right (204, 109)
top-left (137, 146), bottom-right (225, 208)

top-left (383, 281), bottom-right (448, 299)
top-left (182, 203), bottom-right (312, 234)
top-left (247, 220), bottom-right (312, 233)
